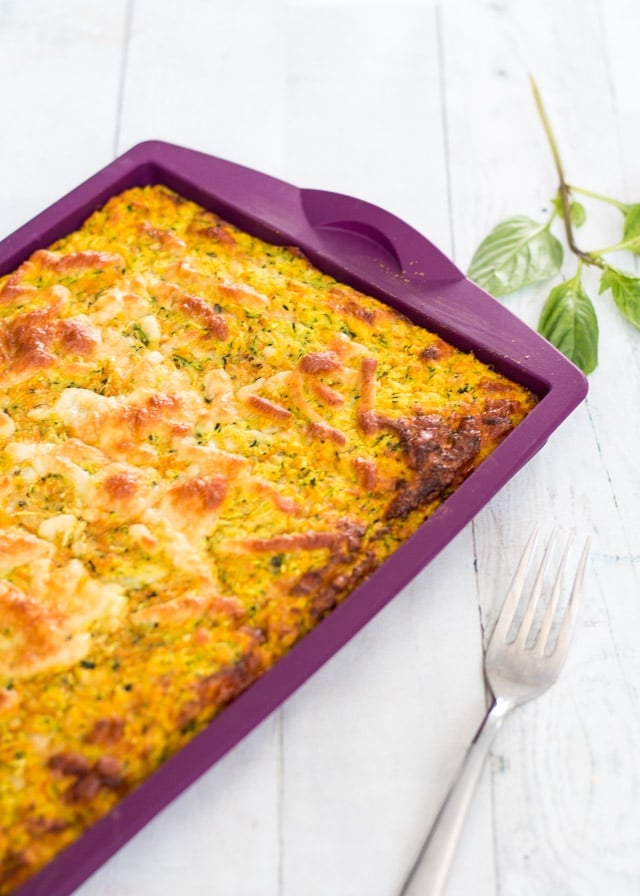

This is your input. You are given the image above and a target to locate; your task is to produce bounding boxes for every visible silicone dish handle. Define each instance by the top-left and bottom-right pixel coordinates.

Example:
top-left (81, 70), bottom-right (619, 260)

top-left (299, 187), bottom-right (463, 286)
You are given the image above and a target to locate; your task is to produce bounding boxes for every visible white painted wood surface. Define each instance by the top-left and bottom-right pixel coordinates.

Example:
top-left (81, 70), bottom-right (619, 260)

top-left (1, 1), bottom-right (639, 894)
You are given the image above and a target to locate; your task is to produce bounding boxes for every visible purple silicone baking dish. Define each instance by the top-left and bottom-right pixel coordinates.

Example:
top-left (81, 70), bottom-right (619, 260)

top-left (2, 141), bottom-right (587, 896)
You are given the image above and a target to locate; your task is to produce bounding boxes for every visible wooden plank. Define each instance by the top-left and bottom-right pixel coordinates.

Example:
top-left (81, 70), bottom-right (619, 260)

top-left (0, 0), bottom-right (128, 241)
top-left (441, 0), bottom-right (640, 892)
top-left (277, 535), bottom-right (490, 896)
top-left (116, 0), bottom-right (289, 176)
top-left (277, 4), bottom-right (489, 895)
top-left (283, 1), bottom-right (453, 253)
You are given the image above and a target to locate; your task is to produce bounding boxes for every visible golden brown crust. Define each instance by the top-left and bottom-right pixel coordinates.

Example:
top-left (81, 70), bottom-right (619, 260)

top-left (0, 184), bottom-right (537, 893)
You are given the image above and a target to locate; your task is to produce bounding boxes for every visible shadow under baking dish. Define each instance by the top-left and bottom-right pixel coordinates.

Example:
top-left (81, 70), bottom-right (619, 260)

top-left (0, 141), bottom-right (587, 896)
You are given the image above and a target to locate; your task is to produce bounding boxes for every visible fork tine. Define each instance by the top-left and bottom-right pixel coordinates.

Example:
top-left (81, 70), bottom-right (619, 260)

top-left (489, 528), bottom-right (538, 645)
top-left (535, 533), bottom-right (573, 652)
top-left (548, 537), bottom-right (590, 659)
top-left (514, 529), bottom-right (555, 648)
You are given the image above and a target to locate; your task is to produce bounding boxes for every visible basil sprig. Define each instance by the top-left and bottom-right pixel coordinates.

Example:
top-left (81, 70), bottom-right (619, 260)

top-left (467, 77), bottom-right (640, 374)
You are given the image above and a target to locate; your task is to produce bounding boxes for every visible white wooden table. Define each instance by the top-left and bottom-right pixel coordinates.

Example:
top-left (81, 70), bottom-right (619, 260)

top-left (2, 2), bottom-right (639, 894)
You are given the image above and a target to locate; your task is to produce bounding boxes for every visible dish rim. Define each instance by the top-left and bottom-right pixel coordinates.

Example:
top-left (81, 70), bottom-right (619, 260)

top-left (1, 140), bottom-right (588, 896)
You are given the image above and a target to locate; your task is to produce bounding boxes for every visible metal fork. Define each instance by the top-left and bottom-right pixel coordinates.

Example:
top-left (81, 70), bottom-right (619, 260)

top-left (399, 530), bottom-right (590, 896)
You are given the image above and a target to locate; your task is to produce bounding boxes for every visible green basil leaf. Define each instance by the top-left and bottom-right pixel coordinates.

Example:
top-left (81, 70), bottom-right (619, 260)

top-left (622, 203), bottom-right (640, 253)
top-left (599, 266), bottom-right (640, 329)
top-left (468, 216), bottom-right (563, 297)
top-left (538, 278), bottom-right (598, 374)
top-left (570, 200), bottom-right (586, 227)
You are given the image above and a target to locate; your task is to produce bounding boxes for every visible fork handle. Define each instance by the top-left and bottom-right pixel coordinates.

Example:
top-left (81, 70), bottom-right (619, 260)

top-left (399, 696), bottom-right (513, 896)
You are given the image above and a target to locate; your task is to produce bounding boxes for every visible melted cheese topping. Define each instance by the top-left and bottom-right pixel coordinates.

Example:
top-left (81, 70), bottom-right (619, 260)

top-left (0, 185), bottom-right (537, 892)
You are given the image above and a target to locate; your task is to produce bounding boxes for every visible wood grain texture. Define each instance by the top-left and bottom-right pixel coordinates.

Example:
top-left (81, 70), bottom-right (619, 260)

top-left (1, 1), bottom-right (639, 894)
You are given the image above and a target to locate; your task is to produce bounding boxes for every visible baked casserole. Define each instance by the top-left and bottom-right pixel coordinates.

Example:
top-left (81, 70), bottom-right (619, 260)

top-left (0, 185), bottom-right (537, 892)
